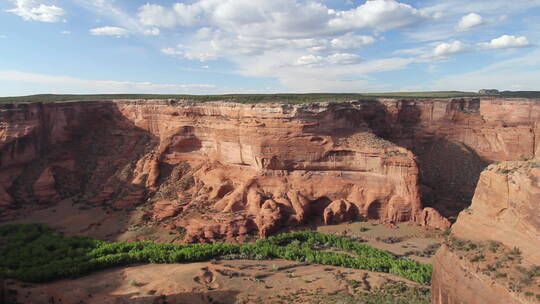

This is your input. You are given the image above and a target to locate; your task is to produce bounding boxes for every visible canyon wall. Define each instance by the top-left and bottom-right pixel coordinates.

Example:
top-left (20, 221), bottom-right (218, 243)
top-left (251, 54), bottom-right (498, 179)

top-left (432, 160), bottom-right (540, 304)
top-left (1, 97), bottom-right (540, 240)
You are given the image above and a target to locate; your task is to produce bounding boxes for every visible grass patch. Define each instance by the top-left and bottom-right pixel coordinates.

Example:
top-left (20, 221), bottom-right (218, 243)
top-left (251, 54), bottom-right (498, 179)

top-left (0, 223), bottom-right (432, 284)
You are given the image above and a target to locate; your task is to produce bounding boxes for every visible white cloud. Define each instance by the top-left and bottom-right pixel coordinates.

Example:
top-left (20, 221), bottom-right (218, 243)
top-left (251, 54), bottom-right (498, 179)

top-left (236, 52), bottom-right (413, 92)
top-left (327, 53), bottom-right (362, 64)
top-left (138, 3), bottom-right (179, 28)
top-left (329, 0), bottom-right (425, 32)
top-left (295, 55), bottom-right (324, 66)
top-left (161, 47), bottom-right (183, 56)
top-left (61, 30), bottom-right (70, 35)
top-left (293, 53), bottom-right (361, 66)
top-left (407, 0), bottom-right (540, 43)
top-left (480, 35), bottom-right (531, 49)
top-left (150, 0), bottom-right (427, 91)
top-left (143, 28), bottom-right (160, 36)
top-left (76, 0), bottom-right (159, 36)
top-left (89, 26), bottom-right (129, 37)
top-left (421, 0), bottom-right (540, 18)
top-left (0, 70), bottom-right (229, 94)
top-left (397, 40), bottom-right (471, 60)
top-left (432, 41), bottom-right (469, 57)
top-left (7, 0), bottom-right (65, 22)
top-left (457, 13), bottom-right (483, 31)
top-left (138, 0), bottom-right (425, 35)
top-left (330, 33), bottom-right (376, 50)
top-left (431, 49), bottom-right (540, 91)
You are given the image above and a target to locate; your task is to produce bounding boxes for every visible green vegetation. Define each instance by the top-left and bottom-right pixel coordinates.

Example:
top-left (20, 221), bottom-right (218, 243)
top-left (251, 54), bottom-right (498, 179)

top-left (0, 92), bottom-right (478, 104)
top-left (0, 223), bottom-right (432, 284)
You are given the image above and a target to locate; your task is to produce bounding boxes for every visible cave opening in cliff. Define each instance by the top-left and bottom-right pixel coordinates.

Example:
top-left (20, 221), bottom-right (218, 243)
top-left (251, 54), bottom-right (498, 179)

top-left (307, 196), bottom-right (332, 224)
top-left (367, 200), bottom-right (383, 220)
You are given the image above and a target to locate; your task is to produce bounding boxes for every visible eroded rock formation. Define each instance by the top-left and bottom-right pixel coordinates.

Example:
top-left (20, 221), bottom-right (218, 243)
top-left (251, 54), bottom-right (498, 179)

top-left (1, 98), bottom-right (540, 241)
top-left (432, 160), bottom-right (540, 304)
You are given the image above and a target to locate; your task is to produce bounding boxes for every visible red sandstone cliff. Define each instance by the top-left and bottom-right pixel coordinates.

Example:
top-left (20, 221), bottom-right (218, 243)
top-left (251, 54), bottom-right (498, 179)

top-left (432, 160), bottom-right (540, 304)
top-left (1, 97), bottom-right (540, 240)
top-left (0, 100), bottom-right (422, 240)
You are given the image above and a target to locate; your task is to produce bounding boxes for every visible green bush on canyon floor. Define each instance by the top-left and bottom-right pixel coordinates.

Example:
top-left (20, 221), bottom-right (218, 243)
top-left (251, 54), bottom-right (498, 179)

top-left (0, 223), bottom-right (432, 284)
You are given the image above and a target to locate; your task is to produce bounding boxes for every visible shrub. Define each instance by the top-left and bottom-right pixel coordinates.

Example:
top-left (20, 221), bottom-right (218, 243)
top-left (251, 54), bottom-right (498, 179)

top-left (510, 247), bottom-right (522, 255)
top-left (470, 254), bottom-right (485, 263)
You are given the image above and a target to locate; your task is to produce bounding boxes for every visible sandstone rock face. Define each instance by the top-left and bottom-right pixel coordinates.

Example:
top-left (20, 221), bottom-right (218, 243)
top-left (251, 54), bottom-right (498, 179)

top-left (32, 167), bottom-right (59, 204)
top-left (432, 160), bottom-right (540, 304)
top-left (419, 207), bottom-right (451, 231)
top-left (323, 199), bottom-right (358, 225)
top-left (1, 98), bottom-right (540, 240)
top-left (432, 245), bottom-right (529, 304)
top-left (381, 98), bottom-right (540, 219)
top-left (452, 161), bottom-right (540, 264)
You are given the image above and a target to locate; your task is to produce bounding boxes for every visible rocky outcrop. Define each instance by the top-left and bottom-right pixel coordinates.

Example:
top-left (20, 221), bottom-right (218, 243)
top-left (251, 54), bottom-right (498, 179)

top-left (432, 160), bottom-right (540, 304)
top-left (323, 199), bottom-right (358, 225)
top-left (419, 207), bottom-right (451, 231)
top-left (1, 98), bottom-right (540, 240)
top-left (32, 167), bottom-right (60, 204)
top-left (452, 161), bottom-right (540, 264)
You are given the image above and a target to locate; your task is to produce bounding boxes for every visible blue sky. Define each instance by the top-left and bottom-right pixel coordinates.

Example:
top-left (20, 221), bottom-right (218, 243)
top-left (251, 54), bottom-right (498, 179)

top-left (1, 0), bottom-right (539, 96)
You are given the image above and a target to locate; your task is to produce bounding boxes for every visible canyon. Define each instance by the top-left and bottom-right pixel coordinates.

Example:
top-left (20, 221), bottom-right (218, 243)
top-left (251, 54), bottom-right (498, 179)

top-left (1, 96), bottom-right (540, 303)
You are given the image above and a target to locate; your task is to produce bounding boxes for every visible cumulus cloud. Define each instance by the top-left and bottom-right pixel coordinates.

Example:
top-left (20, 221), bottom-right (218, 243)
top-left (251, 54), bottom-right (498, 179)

top-left (457, 13), bottom-right (483, 31)
top-left (7, 0), bottom-right (65, 22)
top-left (147, 0), bottom-right (428, 91)
top-left (329, 0), bottom-right (424, 31)
top-left (432, 41), bottom-right (469, 57)
top-left (150, 0), bottom-right (422, 69)
top-left (89, 26), bottom-right (129, 37)
top-left (480, 35), bottom-right (531, 49)
top-left (397, 40), bottom-right (471, 60)
top-left (138, 0), bottom-right (425, 35)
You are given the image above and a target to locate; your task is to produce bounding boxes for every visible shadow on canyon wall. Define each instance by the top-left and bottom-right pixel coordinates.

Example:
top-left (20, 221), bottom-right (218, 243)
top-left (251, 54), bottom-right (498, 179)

top-left (4, 102), bottom-right (159, 209)
top-left (308, 99), bottom-right (488, 221)
top-left (371, 99), bottom-right (488, 221)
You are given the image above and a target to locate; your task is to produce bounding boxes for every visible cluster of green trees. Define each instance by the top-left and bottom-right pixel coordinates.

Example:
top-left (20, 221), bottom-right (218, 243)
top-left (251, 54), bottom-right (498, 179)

top-left (0, 224), bottom-right (431, 285)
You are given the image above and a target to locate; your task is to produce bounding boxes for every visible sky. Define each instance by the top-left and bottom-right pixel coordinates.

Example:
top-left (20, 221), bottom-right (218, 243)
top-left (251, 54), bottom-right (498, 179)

top-left (0, 0), bottom-right (539, 96)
